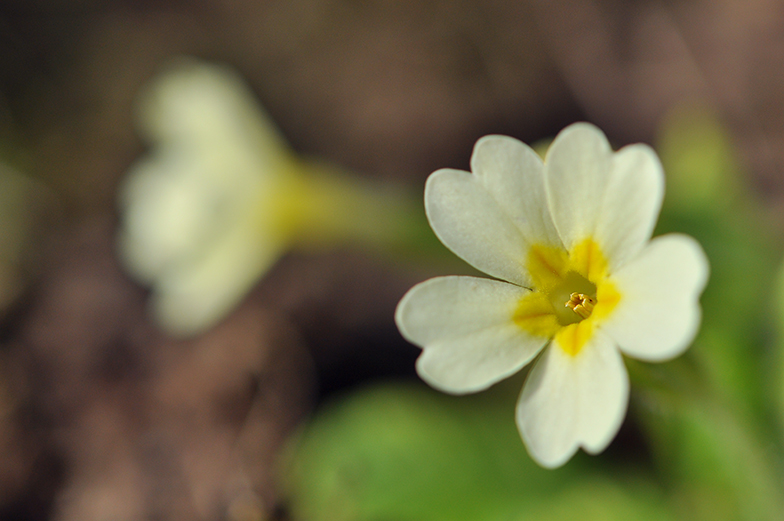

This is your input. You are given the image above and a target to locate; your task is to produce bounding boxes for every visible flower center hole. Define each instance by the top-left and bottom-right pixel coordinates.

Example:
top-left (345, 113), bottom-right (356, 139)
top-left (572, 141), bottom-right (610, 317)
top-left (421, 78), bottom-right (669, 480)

top-left (547, 271), bottom-right (596, 326)
top-left (566, 293), bottom-right (595, 319)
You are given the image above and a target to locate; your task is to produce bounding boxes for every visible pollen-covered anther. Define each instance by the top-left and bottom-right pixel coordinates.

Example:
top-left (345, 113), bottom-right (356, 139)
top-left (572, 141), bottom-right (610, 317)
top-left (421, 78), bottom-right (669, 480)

top-left (565, 292), bottom-right (596, 319)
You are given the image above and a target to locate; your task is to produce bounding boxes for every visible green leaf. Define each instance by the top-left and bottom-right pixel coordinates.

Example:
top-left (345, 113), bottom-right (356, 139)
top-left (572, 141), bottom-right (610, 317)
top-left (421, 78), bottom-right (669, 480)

top-left (282, 380), bottom-right (675, 521)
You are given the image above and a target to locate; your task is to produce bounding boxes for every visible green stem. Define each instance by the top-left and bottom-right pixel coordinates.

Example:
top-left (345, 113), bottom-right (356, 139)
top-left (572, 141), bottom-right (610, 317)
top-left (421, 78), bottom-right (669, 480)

top-left (288, 159), bottom-right (451, 263)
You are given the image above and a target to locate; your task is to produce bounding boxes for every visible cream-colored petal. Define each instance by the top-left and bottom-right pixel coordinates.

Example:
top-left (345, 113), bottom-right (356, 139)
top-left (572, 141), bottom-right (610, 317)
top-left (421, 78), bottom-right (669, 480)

top-left (149, 206), bottom-right (284, 337)
top-left (395, 276), bottom-right (550, 394)
top-left (118, 153), bottom-right (221, 283)
top-left (544, 123), bottom-right (613, 250)
top-left (425, 169), bottom-right (532, 286)
top-left (594, 144), bottom-right (664, 272)
top-left (137, 57), bottom-right (291, 171)
top-left (516, 330), bottom-right (629, 468)
top-left (600, 234), bottom-right (708, 361)
top-left (121, 58), bottom-right (306, 337)
top-left (471, 136), bottom-right (562, 248)
top-left (425, 137), bottom-right (563, 287)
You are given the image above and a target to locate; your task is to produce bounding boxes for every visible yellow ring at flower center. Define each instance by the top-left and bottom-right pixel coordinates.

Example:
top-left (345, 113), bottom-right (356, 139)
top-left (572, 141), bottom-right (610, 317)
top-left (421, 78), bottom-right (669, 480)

top-left (512, 239), bottom-right (621, 357)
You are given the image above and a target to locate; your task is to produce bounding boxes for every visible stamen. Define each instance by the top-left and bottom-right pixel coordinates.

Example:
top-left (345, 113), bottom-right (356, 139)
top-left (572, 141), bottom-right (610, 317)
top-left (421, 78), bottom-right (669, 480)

top-left (565, 292), bottom-right (596, 320)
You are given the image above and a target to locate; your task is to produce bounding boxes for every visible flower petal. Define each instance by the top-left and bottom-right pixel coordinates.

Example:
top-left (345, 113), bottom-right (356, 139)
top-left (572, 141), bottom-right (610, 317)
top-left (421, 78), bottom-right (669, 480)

top-left (544, 123), bottom-right (613, 250)
top-left (395, 276), bottom-right (550, 394)
top-left (150, 210), bottom-right (283, 337)
top-left (137, 58), bottom-right (291, 169)
top-left (471, 136), bottom-right (562, 249)
top-left (600, 234), bottom-right (709, 361)
top-left (595, 144), bottom-right (664, 272)
top-left (516, 330), bottom-right (629, 468)
top-left (425, 169), bottom-right (530, 286)
top-left (118, 152), bottom-right (222, 284)
top-left (425, 136), bottom-right (562, 287)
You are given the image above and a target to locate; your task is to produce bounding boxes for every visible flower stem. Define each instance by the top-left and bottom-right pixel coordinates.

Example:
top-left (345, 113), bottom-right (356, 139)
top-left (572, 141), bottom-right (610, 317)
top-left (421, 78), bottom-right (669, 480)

top-left (283, 159), bottom-right (449, 263)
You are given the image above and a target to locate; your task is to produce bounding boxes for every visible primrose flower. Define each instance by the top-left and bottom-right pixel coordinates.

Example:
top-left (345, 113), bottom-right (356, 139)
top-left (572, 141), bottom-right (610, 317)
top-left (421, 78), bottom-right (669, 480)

top-left (120, 58), bottom-right (420, 337)
top-left (395, 123), bottom-right (708, 468)
top-left (118, 59), bottom-right (302, 336)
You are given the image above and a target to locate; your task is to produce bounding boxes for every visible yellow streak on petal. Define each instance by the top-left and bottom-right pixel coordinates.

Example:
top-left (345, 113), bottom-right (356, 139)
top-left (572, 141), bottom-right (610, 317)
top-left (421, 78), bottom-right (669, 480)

top-left (569, 238), bottom-right (608, 283)
top-left (593, 280), bottom-right (621, 321)
top-left (513, 291), bottom-right (561, 338)
top-left (526, 243), bottom-right (569, 293)
top-left (555, 320), bottom-right (593, 357)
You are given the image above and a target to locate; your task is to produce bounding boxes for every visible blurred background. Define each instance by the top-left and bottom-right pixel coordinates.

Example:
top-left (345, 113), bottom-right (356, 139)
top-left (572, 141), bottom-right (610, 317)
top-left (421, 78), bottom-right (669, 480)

top-left (1, 1), bottom-right (784, 520)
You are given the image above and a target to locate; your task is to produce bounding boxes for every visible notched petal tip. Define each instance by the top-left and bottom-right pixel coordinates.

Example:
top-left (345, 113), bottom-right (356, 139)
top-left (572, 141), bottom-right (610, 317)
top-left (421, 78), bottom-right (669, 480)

top-left (593, 143), bottom-right (667, 271)
top-left (543, 122), bottom-right (616, 250)
top-left (515, 335), bottom-right (629, 469)
top-left (423, 168), bottom-right (534, 287)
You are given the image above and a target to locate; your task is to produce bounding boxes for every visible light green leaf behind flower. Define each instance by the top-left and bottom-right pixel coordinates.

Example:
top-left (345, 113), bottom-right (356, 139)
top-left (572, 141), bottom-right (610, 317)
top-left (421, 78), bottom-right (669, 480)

top-left (282, 380), bottom-right (676, 521)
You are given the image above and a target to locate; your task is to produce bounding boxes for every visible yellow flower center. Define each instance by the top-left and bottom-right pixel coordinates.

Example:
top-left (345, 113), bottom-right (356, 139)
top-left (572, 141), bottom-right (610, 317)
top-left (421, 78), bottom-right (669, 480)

top-left (513, 238), bottom-right (620, 357)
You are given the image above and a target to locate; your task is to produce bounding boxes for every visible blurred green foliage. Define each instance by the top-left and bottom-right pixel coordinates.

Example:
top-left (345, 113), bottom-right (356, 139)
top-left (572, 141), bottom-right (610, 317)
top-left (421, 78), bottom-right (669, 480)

top-left (633, 103), bottom-right (784, 520)
top-left (656, 103), bottom-right (779, 421)
top-left (283, 379), bottom-right (674, 521)
top-left (0, 159), bottom-right (53, 316)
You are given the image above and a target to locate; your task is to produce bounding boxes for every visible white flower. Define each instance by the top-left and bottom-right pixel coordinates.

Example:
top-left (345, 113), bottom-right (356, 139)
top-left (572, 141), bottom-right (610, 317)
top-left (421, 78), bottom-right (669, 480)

top-left (118, 58), bottom-right (300, 336)
top-left (395, 123), bottom-right (709, 468)
top-left (119, 58), bottom-right (416, 337)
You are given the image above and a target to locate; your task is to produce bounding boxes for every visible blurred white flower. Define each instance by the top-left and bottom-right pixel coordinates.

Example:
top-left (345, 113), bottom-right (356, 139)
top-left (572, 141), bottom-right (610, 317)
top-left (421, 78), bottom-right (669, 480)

top-left (395, 123), bottom-right (709, 468)
top-left (119, 59), bottom-right (324, 337)
top-left (120, 58), bottom-right (419, 337)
